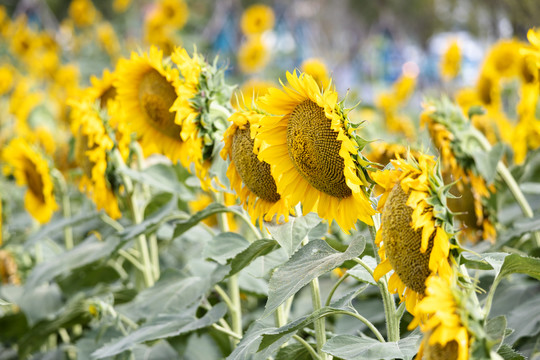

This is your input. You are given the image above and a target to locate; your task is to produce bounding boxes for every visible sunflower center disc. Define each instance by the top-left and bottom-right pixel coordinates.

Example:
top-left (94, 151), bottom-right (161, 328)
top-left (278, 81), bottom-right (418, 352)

top-left (23, 158), bottom-right (45, 203)
top-left (286, 100), bottom-right (352, 199)
top-left (382, 183), bottom-right (433, 294)
top-left (138, 69), bottom-right (182, 139)
top-left (99, 86), bottom-right (117, 109)
top-left (231, 126), bottom-right (281, 203)
top-left (423, 338), bottom-right (459, 360)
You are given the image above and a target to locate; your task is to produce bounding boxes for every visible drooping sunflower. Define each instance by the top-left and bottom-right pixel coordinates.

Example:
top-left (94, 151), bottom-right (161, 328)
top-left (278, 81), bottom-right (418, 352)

top-left (170, 47), bottom-right (233, 189)
top-left (421, 99), bottom-right (497, 243)
top-left (221, 110), bottom-right (291, 224)
top-left (2, 138), bottom-right (58, 224)
top-left (115, 46), bottom-right (189, 163)
top-left (238, 36), bottom-right (270, 74)
top-left (440, 40), bottom-right (461, 80)
top-left (256, 71), bottom-right (375, 232)
top-left (240, 4), bottom-right (275, 35)
top-left (69, 97), bottom-right (122, 219)
top-left (371, 154), bottom-right (454, 314)
top-left (301, 58), bottom-right (331, 89)
top-left (412, 275), bottom-right (471, 360)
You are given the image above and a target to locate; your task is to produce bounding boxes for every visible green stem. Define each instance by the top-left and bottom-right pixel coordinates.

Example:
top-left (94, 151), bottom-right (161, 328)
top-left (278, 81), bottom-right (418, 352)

top-left (214, 285), bottom-right (235, 313)
top-left (331, 310), bottom-right (385, 343)
top-left (212, 324), bottom-right (242, 340)
top-left (310, 268), bottom-right (328, 359)
top-left (471, 129), bottom-right (540, 247)
top-left (51, 170), bottom-right (73, 250)
top-left (325, 273), bottom-right (350, 306)
top-left (99, 213), bottom-right (124, 232)
top-left (149, 233), bottom-right (160, 280)
top-left (293, 335), bottom-right (322, 360)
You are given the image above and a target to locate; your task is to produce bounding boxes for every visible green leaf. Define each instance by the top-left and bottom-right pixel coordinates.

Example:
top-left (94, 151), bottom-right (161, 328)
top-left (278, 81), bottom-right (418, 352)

top-left (92, 303), bottom-right (227, 359)
top-left (322, 335), bottom-right (421, 360)
top-left (131, 341), bottom-right (178, 360)
top-left (118, 271), bottom-right (210, 322)
top-left (120, 196), bottom-right (178, 240)
top-left (347, 256), bottom-right (377, 285)
top-left (25, 211), bottom-right (99, 246)
top-left (497, 253), bottom-right (540, 281)
top-left (520, 182), bottom-right (540, 194)
top-left (485, 315), bottom-right (506, 349)
top-left (504, 295), bottom-right (540, 343)
top-left (497, 345), bottom-right (525, 360)
top-left (19, 283), bottom-right (63, 326)
top-left (263, 234), bottom-right (366, 317)
top-left (226, 320), bottom-right (276, 360)
top-left (496, 217), bottom-right (540, 245)
top-left (461, 252), bottom-right (509, 275)
top-left (471, 143), bottom-right (504, 184)
top-left (24, 235), bottom-right (120, 290)
top-left (258, 307), bottom-right (340, 351)
top-left (275, 343), bottom-right (314, 360)
top-left (203, 232), bottom-right (250, 265)
top-left (0, 298), bottom-right (11, 306)
top-left (119, 163), bottom-right (193, 198)
top-left (228, 239), bottom-right (280, 276)
top-left (173, 203), bottom-right (229, 237)
top-left (265, 213), bottom-right (322, 256)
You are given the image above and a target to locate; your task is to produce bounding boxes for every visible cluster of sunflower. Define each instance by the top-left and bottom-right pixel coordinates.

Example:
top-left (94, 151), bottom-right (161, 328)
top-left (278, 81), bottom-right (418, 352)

top-left (237, 4), bottom-right (275, 74)
top-left (144, 0), bottom-right (189, 55)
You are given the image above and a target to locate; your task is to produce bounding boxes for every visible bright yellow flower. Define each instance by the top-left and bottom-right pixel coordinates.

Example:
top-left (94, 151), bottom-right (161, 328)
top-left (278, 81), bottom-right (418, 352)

top-left (9, 81), bottom-right (43, 134)
top-left (115, 46), bottom-right (190, 164)
top-left (440, 41), bottom-right (461, 80)
top-left (301, 58), bottom-right (331, 89)
top-left (113, 0), bottom-right (132, 13)
top-left (2, 138), bottom-right (58, 224)
top-left (69, 0), bottom-right (99, 27)
top-left (371, 154), bottom-right (454, 314)
top-left (413, 275), bottom-right (470, 360)
top-left (522, 28), bottom-right (540, 67)
top-left (97, 22), bottom-right (120, 60)
top-left (256, 71), bottom-right (375, 232)
top-left (240, 4), bottom-right (275, 35)
top-left (221, 110), bottom-right (292, 224)
top-left (0, 6), bottom-right (11, 38)
top-left (482, 40), bottom-right (522, 79)
top-left (238, 36), bottom-right (270, 74)
top-left (0, 64), bottom-right (15, 96)
top-left (156, 0), bottom-right (189, 28)
top-left (231, 79), bottom-right (274, 110)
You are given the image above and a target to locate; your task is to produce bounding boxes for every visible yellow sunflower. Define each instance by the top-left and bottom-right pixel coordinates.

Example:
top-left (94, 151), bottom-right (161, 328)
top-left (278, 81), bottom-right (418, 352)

top-left (371, 154), bottom-right (454, 314)
top-left (413, 275), bottom-right (470, 360)
top-left (440, 40), bottom-right (461, 80)
top-left (221, 110), bottom-right (291, 224)
top-left (2, 138), bottom-right (58, 224)
top-left (69, 98), bottom-right (122, 219)
top-left (521, 28), bottom-right (540, 67)
top-left (68, 0), bottom-right (99, 28)
top-left (0, 6), bottom-right (10, 38)
top-left (482, 40), bottom-right (522, 79)
top-left (156, 0), bottom-right (189, 28)
top-left (115, 46), bottom-right (190, 164)
top-left (301, 58), bottom-right (331, 89)
top-left (231, 78), bottom-right (274, 110)
top-left (422, 101), bottom-right (497, 243)
top-left (0, 64), bottom-right (15, 96)
top-left (113, 0), bottom-right (132, 13)
top-left (240, 4), bottom-right (275, 35)
top-left (238, 36), bottom-right (270, 74)
top-left (97, 22), bottom-right (120, 60)
top-left (256, 71), bottom-right (375, 232)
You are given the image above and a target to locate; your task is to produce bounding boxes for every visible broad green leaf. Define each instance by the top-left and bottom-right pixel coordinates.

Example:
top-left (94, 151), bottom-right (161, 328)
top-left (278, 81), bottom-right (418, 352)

top-left (24, 235), bottom-right (120, 290)
top-left (504, 296), bottom-right (540, 343)
top-left (264, 235), bottom-right (365, 317)
top-left (173, 203), bottom-right (229, 237)
top-left (258, 307), bottom-right (340, 351)
top-left (461, 252), bottom-right (508, 275)
top-left (226, 320), bottom-right (276, 360)
top-left (119, 196), bottom-right (178, 240)
top-left (322, 334), bottom-right (421, 360)
top-left (495, 217), bottom-right (540, 246)
top-left (184, 332), bottom-right (225, 360)
top-left (118, 271), bottom-right (209, 322)
top-left (92, 303), bottom-right (227, 358)
top-left (119, 163), bottom-right (193, 198)
top-left (19, 283), bottom-right (62, 326)
top-left (228, 239), bottom-right (279, 276)
top-left (485, 315), bottom-right (506, 350)
top-left (203, 232), bottom-right (250, 265)
top-left (265, 213), bottom-right (322, 256)
top-left (25, 211), bottom-right (99, 246)
top-left (131, 341), bottom-right (178, 360)
top-left (275, 343), bottom-right (314, 360)
top-left (497, 345), bottom-right (525, 360)
top-left (497, 253), bottom-right (540, 281)
top-left (470, 143), bottom-right (504, 184)
top-left (347, 256), bottom-right (377, 285)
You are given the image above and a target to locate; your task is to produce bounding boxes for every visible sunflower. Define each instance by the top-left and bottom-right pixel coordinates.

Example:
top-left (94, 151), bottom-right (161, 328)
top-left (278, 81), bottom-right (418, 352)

top-left (221, 110), bottom-right (291, 224)
top-left (113, 0), bottom-right (132, 13)
top-left (2, 138), bottom-right (58, 224)
top-left (238, 36), bottom-right (270, 74)
top-left (97, 22), bottom-right (120, 60)
top-left (115, 46), bottom-right (190, 164)
top-left (256, 71), bottom-right (375, 232)
top-left (68, 0), bottom-right (99, 28)
top-left (522, 28), bottom-right (540, 67)
top-left (421, 100), bottom-right (497, 243)
top-left (301, 58), bottom-right (331, 89)
top-left (371, 154), bottom-right (454, 314)
top-left (156, 0), bottom-right (189, 28)
top-left (482, 40), bottom-right (522, 79)
top-left (240, 4), bottom-right (275, 35)
top-left (412, 275), bottom-right (470, 360)
top-left (69, 98), bottom-right (122, 219)
top-left (170, 47), bottom-right (233, 189)
top-left (0, 64), bottom-right (15, 96)
top-left (440, 40), bottom-right (461, 80)
top-left (231, 79), bottom-right (274, 110)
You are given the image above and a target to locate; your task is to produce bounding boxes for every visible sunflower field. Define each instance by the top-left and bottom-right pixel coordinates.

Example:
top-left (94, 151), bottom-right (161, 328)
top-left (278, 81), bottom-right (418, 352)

top-left (1, 1), bottom-right (540, 359)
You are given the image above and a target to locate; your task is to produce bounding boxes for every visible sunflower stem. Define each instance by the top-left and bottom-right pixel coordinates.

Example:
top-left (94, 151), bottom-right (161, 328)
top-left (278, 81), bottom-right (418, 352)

top-left (470, 129), bottom-right (540, 247)
top-left (325, 273), bottom-right (349, 306)
top-left (215, 192), bottom-right (243, 345)
top-left (293, 335), bottom-right (322, 360)
top-left (51, 169), bottom-right (73, 250)
top-left (302, 237), bottom-right (328, 360)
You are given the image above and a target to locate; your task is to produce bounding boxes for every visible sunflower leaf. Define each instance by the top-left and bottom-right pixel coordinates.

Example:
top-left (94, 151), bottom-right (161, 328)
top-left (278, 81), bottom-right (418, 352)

top-left (228, 239), bottom-right (280, 276)
top-left (203, 232), bottom-right (250, 265)
top-left (263, 234), bottom-right (365, 317)
top-left (321, 334), bottom-right (421, 360)
top-left (497, 345), bottom-right (525, 360)
top-left (173, 203), bottom-right (229, 238)
top-left (119, 164), bottom-right (193, 198)
top-left (497, 253), bottom-right (540, 281)
top-left (470, 143), bottom-right (504, 184)
top-left (485, 315), bottom-right (506, 350)
top-left (265, 213), bottom-right (322, 256)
